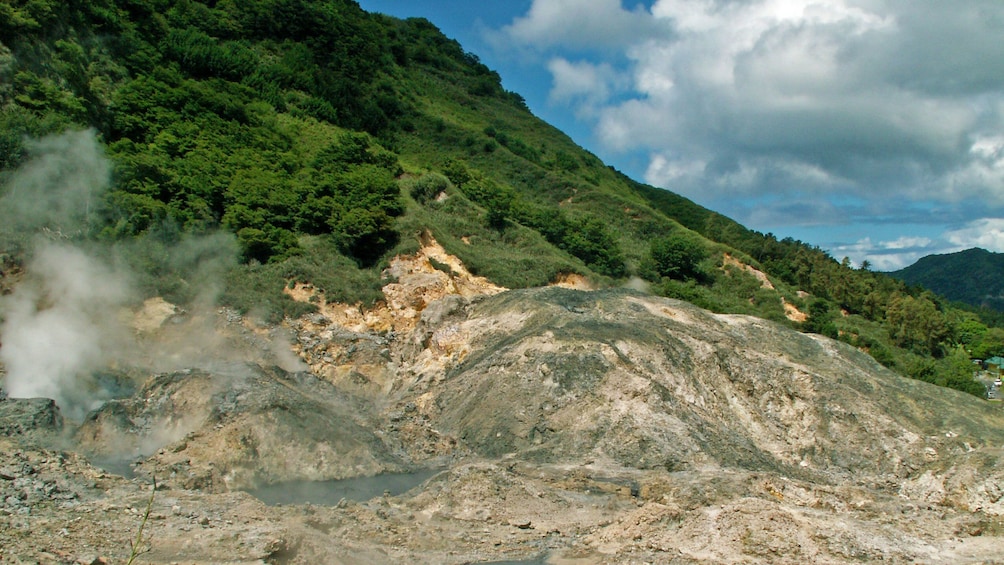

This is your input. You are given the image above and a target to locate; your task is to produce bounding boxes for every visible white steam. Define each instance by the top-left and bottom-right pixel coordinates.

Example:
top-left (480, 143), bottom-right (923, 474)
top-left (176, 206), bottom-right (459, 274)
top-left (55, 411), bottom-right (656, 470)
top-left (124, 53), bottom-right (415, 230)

top-left (0, 129), bottom-right (110, 237)
top-left (0, 130), bottom-right (133, 417)
top-left (0, 129), bottom-right (306, 422)
top-left (1, 242), bottom-right (134, 413)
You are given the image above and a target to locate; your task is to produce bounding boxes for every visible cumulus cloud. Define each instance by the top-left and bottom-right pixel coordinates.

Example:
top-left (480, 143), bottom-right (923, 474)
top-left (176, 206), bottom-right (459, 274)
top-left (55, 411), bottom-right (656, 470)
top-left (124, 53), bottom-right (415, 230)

top-left (548, 57), bottom-right (627, 115)
top-left (502, 0), bottom-right (664, 51)
top-left (833, 236), bottom-right (938, 271)
top-left (831, 218), bottom-right (1004, 271)
top-left (625, 1), bottom-right (1000, 199)
top-left (943, 218), bottom-right (1004, 252)
top-left (499, 0), bottom-right (1004, 258)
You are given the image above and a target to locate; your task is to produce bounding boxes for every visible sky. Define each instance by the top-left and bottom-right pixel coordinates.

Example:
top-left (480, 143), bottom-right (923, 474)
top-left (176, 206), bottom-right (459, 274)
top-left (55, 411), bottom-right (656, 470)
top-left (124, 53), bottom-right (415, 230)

top-left (356, 0), bottom-right (1004, 271)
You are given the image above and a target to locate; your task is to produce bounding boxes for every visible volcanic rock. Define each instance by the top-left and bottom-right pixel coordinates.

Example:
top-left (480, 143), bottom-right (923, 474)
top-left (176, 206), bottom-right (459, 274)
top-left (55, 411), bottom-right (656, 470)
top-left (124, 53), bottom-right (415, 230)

top-left (3, 286), bottom-right (1004, 563)
top-left (0, 395), bottom-right (63, 443)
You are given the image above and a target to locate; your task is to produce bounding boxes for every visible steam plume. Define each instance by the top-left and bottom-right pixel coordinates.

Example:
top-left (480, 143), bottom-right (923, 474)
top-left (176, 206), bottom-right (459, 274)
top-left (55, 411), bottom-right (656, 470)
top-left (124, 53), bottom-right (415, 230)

top-left (1, 242), bottom-right (134, 416)
top-left (0, 129), bottom-right (109, 237)
top-left (0, 129), bottom-right (297, 421)
top-left (0, 130), bottom-right (132, 417)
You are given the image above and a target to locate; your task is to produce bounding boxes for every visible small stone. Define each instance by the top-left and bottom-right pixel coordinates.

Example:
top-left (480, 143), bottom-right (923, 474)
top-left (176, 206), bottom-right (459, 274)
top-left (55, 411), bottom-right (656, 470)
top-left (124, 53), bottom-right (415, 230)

top-left (199, 515), bottom-right (210, 526)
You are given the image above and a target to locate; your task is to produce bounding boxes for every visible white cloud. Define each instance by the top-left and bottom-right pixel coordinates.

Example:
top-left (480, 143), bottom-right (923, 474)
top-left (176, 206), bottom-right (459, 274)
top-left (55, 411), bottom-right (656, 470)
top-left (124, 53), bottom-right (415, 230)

top-left (645, 152), bottom-right (707, 185)
top-left (970, 136), bottom-right (1004, 162)
top-left (833, 235), bottom-right (938, 271)
top-left (597, 97), bottom-right (676, 151)
top-left (833, 218), bottom-right (1004, 271)
top-left (941, 135), bottom-right (1004, 200)
top-left (502, 0), bottom-right (663, 51)
top-left (645, 150), bottom-right (843, 197)
top-left (884, 236), bottom-right (935, 251)
top-left (547, 58), bottom-right (626, 115)
top-left (943, 219), bottom-right (1004, 252)
top-left (502, 0), bottom-right (1004, 212)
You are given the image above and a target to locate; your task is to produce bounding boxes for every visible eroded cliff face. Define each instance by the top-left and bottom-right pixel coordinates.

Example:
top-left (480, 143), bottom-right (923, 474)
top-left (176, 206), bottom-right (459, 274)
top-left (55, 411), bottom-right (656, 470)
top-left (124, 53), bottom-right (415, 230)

top-left (3, 241), bottom-right (1004, 564)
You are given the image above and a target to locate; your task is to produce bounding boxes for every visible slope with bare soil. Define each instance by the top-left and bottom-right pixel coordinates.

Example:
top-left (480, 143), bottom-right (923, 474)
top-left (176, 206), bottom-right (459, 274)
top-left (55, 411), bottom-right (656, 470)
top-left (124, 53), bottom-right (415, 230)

top-left (2, 243), bottom-right (1004, 563)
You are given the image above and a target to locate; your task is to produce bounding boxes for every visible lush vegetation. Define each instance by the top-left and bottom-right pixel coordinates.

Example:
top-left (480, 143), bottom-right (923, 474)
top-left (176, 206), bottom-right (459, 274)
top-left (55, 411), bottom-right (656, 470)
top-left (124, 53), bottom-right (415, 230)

top-left (0, 0), bottom-right (1000, 397)
top-left (891, 248), bottom-right (1004, 312)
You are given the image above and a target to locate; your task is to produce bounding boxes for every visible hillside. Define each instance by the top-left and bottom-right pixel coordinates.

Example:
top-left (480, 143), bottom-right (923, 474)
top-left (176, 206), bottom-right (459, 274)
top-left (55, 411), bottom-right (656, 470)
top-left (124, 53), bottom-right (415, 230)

top-left (892, 248), bottom-right (1004, 312)
top-left (0, 2), bottom-right (1001, 395)
top-left (3, 262), bottom-right (1004, 563)
top-left (3, 3), bottom-right (1004, 562)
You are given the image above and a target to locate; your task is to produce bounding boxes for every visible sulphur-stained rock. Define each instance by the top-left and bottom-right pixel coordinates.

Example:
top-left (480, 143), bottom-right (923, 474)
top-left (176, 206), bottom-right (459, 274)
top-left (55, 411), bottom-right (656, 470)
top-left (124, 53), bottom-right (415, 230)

top-left (4, 278), bottom-right (1004, 563)
top-left (284, 233), bottom-right (504, 336)
top-left (74, 365), bottom-right (408, 492)
top-left (406, 288), bottom-right (1003, 481)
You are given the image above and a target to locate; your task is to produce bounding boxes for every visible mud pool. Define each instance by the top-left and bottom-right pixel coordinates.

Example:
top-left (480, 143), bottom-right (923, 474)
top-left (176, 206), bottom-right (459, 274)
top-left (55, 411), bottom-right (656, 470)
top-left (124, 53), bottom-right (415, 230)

top-left (246, 468), bottom-right (442, 505)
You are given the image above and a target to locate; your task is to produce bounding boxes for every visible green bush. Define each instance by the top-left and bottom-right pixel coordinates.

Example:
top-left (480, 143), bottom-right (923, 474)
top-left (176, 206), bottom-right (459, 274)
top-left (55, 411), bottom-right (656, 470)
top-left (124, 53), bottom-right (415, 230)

top-left (645, 231), bottom-right (708, 281)
top-left (406, 172), bottom-right (451, 204)
top-left (219, 235), bottom-right (387, 323)
top-left (803, 298), bottom-right (836, 336)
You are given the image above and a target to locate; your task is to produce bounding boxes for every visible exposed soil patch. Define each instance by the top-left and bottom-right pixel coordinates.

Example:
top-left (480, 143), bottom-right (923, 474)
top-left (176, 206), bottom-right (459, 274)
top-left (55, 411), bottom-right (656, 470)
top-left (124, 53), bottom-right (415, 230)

top-left (3, 241), bottom-right (1004, 563)
top-left (722, 253), bottom-right (774, 290)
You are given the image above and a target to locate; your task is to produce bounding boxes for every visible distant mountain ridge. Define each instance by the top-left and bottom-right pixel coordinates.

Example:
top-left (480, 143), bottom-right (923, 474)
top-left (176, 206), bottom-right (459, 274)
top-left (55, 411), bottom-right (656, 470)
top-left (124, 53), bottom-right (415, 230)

top-left (891, 248), bottom-right (1004, 311)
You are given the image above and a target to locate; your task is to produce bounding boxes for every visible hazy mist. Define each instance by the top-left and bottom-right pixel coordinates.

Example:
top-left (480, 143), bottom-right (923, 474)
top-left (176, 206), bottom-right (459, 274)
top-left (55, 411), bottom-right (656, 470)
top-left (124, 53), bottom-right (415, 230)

top-left (0, 129), bottom-right (296, 421)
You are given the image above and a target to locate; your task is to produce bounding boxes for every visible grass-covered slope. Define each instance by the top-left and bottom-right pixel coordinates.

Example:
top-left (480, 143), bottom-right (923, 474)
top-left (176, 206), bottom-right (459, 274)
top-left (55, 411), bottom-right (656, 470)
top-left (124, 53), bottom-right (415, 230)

top-left (0, 0), bottom-right (1001, 396)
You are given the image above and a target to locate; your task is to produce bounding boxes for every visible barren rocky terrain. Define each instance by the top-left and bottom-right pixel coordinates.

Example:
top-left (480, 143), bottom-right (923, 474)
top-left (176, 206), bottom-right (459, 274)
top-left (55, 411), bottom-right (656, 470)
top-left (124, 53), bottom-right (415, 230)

top-left (3, 242), bottom-right (1004, 564)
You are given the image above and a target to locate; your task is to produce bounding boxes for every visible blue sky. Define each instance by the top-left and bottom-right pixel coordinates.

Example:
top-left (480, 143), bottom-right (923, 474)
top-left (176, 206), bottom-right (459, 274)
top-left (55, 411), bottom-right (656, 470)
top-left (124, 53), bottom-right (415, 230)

top-left (357, 1), bottom-right (1004, 271)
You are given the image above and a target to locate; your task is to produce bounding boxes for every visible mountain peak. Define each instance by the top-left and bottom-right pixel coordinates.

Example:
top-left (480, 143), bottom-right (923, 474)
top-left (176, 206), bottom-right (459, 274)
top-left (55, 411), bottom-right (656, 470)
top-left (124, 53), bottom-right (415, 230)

top-left (893, 247), bottom-right (1004, 310)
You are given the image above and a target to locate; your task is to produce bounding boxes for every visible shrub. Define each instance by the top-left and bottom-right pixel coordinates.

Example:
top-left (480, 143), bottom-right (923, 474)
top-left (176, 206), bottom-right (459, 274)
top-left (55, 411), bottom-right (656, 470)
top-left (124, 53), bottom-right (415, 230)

top-left (646, 231), bottom-right (708, 281)
top-left (407, 172), bottom-right (451, 204)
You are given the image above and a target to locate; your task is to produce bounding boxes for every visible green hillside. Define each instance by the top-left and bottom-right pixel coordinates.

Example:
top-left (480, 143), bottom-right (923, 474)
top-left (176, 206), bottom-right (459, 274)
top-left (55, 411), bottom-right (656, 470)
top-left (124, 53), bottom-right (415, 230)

top-left (891, 248), bottom-right (1004, 312)
top-left (1, 0), bottom-right (1002, 397)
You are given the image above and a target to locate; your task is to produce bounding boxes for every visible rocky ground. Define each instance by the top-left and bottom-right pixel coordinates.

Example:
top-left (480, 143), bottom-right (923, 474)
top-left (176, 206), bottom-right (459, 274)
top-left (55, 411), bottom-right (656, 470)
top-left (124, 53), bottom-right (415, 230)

top-left (3, 238), bottom-right (1004, 564)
